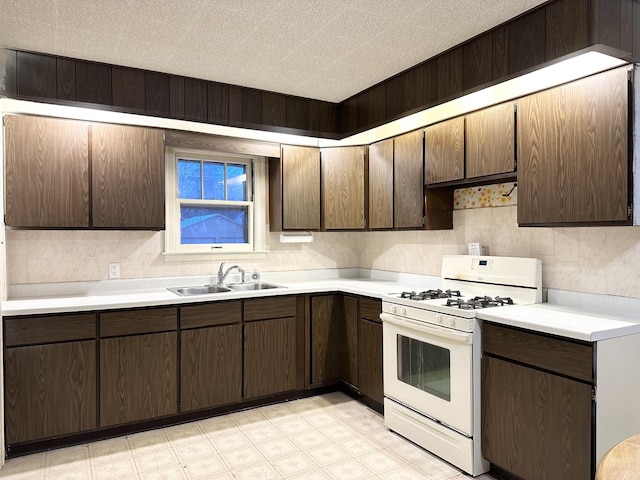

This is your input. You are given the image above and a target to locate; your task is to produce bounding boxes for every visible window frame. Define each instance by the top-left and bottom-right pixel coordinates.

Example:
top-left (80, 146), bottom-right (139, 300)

top-left (164, 147), bottom-right (267, 259)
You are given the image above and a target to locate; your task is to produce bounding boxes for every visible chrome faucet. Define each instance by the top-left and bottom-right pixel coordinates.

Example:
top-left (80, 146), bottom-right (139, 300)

top-left (217, 262), bottom-right (245, 285)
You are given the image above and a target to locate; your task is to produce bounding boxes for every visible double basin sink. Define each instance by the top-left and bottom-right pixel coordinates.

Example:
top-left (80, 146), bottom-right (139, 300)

top-left (168, 282), bottom-right (284, 296)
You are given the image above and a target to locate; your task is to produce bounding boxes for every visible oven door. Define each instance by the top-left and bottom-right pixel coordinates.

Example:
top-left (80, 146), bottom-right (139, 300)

top-left (382, 312), bottom-right (473, 436)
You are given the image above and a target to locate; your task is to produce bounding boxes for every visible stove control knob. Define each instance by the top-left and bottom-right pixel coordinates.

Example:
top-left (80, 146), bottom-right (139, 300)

top-left (436, 315), bottom-right (443, 324)
top-left (390, 305), bottom-right (397, 314)
top-left (445, 317), bottom-right (456, 327)
top-left (400, 307), bottom-right (407, 316)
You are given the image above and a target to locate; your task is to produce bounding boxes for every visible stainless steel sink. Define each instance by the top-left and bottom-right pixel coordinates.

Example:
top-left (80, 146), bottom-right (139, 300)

top-left (167, 285), bottom-right (231, 296)
top-left (227, 282), bottom-right (284, 291)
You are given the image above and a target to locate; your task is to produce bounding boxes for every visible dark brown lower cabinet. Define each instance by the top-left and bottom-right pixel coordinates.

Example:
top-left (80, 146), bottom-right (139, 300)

top-left (482, 323), bottom-right (593, 480)
top-left (181, 325), bottom-right (242, 411)
top-left (358, 318), bottom-right (383, 404)
top-left (311, 295), bottom-right (352, 385)
top-left (244, 317), bottom-right (297, 398)
top-left (4, 341), bottom-right (97, 444)
top-left (100, 332), bottom-right (177, 426)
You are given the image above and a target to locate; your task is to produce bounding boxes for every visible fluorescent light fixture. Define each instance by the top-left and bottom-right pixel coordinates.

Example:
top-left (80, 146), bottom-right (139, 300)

top-left (321, 50), bottom-right (628, 147)
top-left (279, 232), bottom-right (314, 243)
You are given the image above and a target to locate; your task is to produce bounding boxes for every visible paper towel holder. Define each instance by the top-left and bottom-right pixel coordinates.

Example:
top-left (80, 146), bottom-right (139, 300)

top-left (279, 231), bottom-right (314, 243)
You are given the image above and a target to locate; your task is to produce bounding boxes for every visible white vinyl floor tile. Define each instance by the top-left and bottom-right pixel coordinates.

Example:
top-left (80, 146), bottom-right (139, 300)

top-left (0, 393), bottom-right (498, 480)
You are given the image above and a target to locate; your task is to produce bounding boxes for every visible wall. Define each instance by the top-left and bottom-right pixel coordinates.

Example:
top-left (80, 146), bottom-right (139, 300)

top-left (5, 230), bottom-right (359, 285)
top-left (7, 196), bottom-right (640, 299)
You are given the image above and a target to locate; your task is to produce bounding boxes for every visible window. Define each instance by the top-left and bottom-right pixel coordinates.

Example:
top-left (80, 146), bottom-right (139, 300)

top-left (165, 148), bottom-right (267, 257)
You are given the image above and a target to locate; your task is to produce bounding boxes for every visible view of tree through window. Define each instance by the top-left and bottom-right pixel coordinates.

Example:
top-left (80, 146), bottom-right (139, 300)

top-left (177, 158), bottom-right (249, 245)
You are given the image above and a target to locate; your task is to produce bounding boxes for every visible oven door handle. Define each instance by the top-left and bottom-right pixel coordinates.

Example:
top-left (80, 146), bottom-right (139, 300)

top-left (380, 312), bottom-right (472, 344)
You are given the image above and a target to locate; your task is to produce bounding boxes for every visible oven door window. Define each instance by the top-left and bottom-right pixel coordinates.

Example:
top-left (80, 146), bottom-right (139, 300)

top-left (397, 334), bottom-right (451, 401)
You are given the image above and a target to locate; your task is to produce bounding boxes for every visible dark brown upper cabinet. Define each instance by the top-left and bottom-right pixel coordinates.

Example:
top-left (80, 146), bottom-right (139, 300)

top-left (75, 60), bottom-right (111, 105)
top-left (92, 123), bottom-right (165, 229)
top-left (394, 130), bottom-right (424, 228)
top-left (424, 117), bottom-right (464, 185)
top-left (368, 138), bottom-right (394, 229)
top-left (269, 145), bottom-right (321, 231)
top-left (321, 146), bottom-right (367, 230)
top-left (4, 115), bottom-right (90, 228)
top-left (517, 66), bottom-right (630, 226)
top-left (465, 102), bottom-right (515, 179)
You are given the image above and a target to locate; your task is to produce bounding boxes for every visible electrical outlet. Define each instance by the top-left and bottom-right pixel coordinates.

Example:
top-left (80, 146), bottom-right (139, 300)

top-left (108, 262), bottom-right (120, 279)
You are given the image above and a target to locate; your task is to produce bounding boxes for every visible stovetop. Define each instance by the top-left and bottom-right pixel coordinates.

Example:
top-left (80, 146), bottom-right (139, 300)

top-left (382, 255), bottom-right (542, 321)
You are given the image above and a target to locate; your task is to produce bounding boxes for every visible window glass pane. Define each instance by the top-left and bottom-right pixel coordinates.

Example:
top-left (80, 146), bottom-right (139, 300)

top-left (226, 164), bottom-right (247, 201)
top-left (397, 335), bottom-right (451, 401)
top-left (180, 205), bottom-right (248, 244)
top-left (177, 160), bottom-right (201, 199)
top-left (203, 162), bottom-right (225, 200)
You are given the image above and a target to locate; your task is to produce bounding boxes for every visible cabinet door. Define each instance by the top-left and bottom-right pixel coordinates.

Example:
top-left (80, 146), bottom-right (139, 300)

top-left (358, 298), bottom-right (383, 404)
top-left (92, 123), bottom-right (165, 228)
top-left (518, 67), bottom-right (629, 224)
top-left (394, 130), bottom-right (424, 228)
top-left (5, 341), bottom-right (96, 444)
top-left (181, 324), bottom-right (242, 411)
top-left (482, 356), bottom-right (592, 480)
top-left (466, 102), bottom-right (515, 178)
top-left (310, 295), bottom-right (344, 384)
top-left (100, 332), bottom-right (177, 426)
top-left (5, 115), bottom-right (90, 227)
top-left (424, 117), bottom-right (464, 184)
top-left (281, 145), bottom-right (320, 230)
top-left (368, 138), bottom-right (394, 229)
top-left (321, 146), bottom-right (366, 229)
top-left (342, 296), bottom-right (359, 387)
top-left (244, 317), bottom-right (297, 398)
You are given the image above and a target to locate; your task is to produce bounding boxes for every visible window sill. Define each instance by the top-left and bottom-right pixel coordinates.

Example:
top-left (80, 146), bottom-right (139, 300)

top-left (163, 251), bottom-right (268, 262)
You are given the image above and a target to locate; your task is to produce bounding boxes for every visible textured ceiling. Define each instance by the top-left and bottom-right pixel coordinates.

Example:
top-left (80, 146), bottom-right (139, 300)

top-left (1, 0), bottom-right (547, 103)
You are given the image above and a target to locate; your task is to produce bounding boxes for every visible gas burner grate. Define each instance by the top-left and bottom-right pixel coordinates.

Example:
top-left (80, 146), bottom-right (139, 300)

top-left (400, 289), bottom-right (462, 301)
top-left (446, 296), bottom-right (515, 309)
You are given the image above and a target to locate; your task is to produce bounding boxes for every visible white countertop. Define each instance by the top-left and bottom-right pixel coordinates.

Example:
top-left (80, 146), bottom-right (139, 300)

top-left (1, 278), bottom-right (411, 317)
top-left (478, 303), bottom-right (640, 342)
top-left (4, 272), bottom-right (640, 343)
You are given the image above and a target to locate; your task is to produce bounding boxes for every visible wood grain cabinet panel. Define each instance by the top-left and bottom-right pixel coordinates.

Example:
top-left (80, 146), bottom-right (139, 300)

top-left (244, 317), bottom-right (297, 398)
top-left (424, 117), bottom-right (464, 184)
top-left (100, 332), bottom-right (177, 426)
top-left (4, 115), bottom-right (90, 228)
top-left (5, 341), bottom-right (96, 444)
top-left (342, 296), bottom-right (358, 387)
top-left (394, 130), bottom-right (424, 228)
top-left (91, 123), bottom-right (165, 228)
top-left (358, 318), bottom-right (383, 404)
top-left (518, 66), bottom-right (629, 225)
top-left (16, 51), bottom-right (57, 99)
top-left (270, 145), bottom-right (320, 231)
top-left (75, 60), bottom-right (111, 105)
top-left (244, 296), bottom-right (297, 322)
top-left (181, 325), bottom-right (242, 411)
top-left (112, 66), bottom-right (145, 112)
top-left (465, 102), bottom-right (515, 178)
top-left (482, 356), bottom-right (592, 480)
top-left (5, 313), bottom-right (96, 347)
top-left (368, 138), bottom-right (394, 229)
top-left (321, 146), bottom-right (366, 230)
top-left (180, 301), bottom-right (241, 329)
top-left (310, 295), bottom-right (344, 384)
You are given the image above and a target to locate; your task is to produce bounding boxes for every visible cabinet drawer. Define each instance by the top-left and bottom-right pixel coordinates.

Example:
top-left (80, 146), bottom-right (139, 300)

top-left (100, 307), bottom-right (177, 337)
top-left (5, 313), bottom-right (96, 346)
top-left (244, 296), bottom-right (297, 321)
top-left (181, 301), bottom-right (241, 329)
top-left (483, 323), bottom-right (593, 383)
top-left (360, 297), bottom-right (382, 323)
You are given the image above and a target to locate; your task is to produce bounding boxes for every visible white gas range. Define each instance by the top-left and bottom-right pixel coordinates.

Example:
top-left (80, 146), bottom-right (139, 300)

top-left (381, 255), bottom-right (542, 476)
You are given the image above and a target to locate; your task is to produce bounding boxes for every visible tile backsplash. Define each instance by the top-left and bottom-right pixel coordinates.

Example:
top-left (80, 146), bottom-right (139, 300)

top-left (6, 205), bottom-right (640, 299)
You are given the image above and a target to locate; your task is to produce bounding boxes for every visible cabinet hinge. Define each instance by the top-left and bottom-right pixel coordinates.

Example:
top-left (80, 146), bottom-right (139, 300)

top-left (422, 216), bottom-right (426, 226)
top-left (592, 386), bottom-right (597, 402)
top-left (628, 205), bottom-right (633, 220)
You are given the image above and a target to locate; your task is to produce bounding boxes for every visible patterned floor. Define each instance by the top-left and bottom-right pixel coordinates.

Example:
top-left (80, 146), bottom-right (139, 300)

top-left (0, 392), bottom-right (497, 480)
